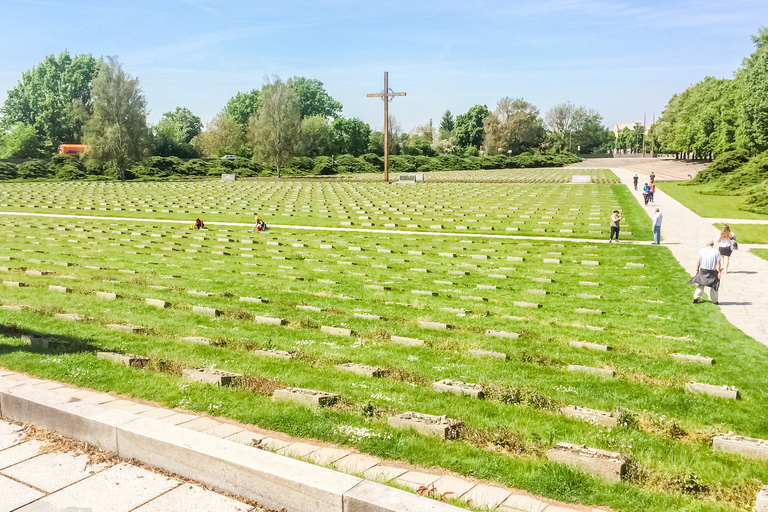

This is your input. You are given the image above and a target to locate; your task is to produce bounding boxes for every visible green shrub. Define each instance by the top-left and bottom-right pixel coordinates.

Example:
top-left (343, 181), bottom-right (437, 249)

top-left (360, 153), bottom-right (383, 171)
top-left (16, 159), bottom-right (53, 179)
top-left (721, 150), bottom-right (768, 190)
top-left (690, 149), bottom-right (750, 184)
top-left (313, 156), bottom-right (335, 175)
top-left (51, 155), bottom-right (86, 180)
top-left (0, 162), bottom-right (18, 180)
top-left (182, 159), bottom-right (210, 176)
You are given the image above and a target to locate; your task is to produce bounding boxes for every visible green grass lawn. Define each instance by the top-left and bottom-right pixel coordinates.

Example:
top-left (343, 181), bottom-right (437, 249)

top-left (712, 224), bottom-right (768, 244)
top-left (657, 182), bottom-right (768, 220)
top-left (0, 204), bottom-right (766, 512)
top-left (751, 249), bottom-right (768, 262)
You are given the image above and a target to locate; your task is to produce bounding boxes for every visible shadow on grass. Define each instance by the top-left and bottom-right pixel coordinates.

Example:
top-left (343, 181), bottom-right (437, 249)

top-left (0, 324), bottom-right (100, 355)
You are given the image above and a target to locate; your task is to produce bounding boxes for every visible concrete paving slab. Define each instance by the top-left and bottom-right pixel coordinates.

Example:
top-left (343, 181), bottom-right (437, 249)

top-left (432, 475), bottom-right (476, 498)
top-left (137, 407), bottom-right (178, 420)
top-left (461, 484), bottom-right (512, 509)
top-left (343, 479), bottom-right (466, 512)
top-left (68, 389), bottom-right (101, 400)
top-left (362, 465), bottom-right (408, 483)
top-left (0, 473), bottom-right (44, 512)
top-left (80, 392), bottom-right (119, 405)
top-left (225, 430), bottom-right (266, 446)
top-left (31, 381), bottom-right (65, 391)
top-left (394, 470), bottom-right (441, 490)
top-left (259, 436), bottom-right (293, 451)
top-left (0, 440), bottom-right (43, 469)
top-left (304, 446), bottom-right (352, 466)
top-left (333, 453), bottom-right (381, 475)
top-left (277, 441), bottom-right (320, 458)
top-left (203, 422), bottom-right (244, 439)
top-left (157, 412), bottom-right (198, 425)
top-left (0, 419), bottom-right (23, 450)
top-left (1, 452), bottom-right (106, 492)
top-left (132, 483), bottom-right (253, 512)
top-left (499, 494), bottom-right (549, 512)
top-left (49, 387), bottom-right (82, 398)
top-left (15, 462), bottom-right (179, 512)
top-left (179, 416), bottom-right (222, 432)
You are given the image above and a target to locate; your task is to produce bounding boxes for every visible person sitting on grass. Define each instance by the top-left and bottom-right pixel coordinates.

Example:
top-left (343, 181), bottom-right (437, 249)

top-left (252, 215), bottom-right (268, 232)
top-left (191, 218), bottom-right (205, 230)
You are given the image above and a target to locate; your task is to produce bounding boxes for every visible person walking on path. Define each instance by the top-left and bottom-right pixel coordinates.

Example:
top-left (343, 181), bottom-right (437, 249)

top-left (609, 210), bottom-right (624, 242)
top-left (633, 174), bottom-right (639, 190)
top-left (649, 182), bottom-right (656, 202)
top-left (652, 208), bottom-right (662, 244)
top-left (717, 224), bottom-right (737, 274)
top-left (691, 241), bottom-right (721, 304)
top-left (650, 172), bottom-right (656, 183)
top-left (642, 183), bottom-right (651, 205)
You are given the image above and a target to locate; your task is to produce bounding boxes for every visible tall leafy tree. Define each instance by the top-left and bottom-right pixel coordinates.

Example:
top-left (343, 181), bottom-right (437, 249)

top-left (453, 105), bottom-right (489, 149)
top-left (301, 115), bottom-right (333, 157)
top-left (0, 123), bottom-right (43, 158)
top-left (1, 51), bottom-right (99, 150)
top-left (439, 109), bottom-right (454, 134)
top-left (287, 77), bottom-right (342, 119)
top-left (153, 107), bottom-right (202, 158)
top-left (198, 113), bottom-right (246, 158)
top-left (223, 90), bottom-right (260, 128)
top-left (331, 117), bottom-right (371, 156)
top-left (248, 76), bottom-right (302, 178)
top-left (739, 27), bottom-right (768, 152)
top-left (483, 97), bottom-right (545, 155)
top-left (82, 56), bottom-right (150, 180)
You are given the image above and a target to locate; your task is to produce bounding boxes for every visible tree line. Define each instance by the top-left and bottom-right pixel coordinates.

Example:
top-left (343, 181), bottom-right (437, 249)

top-left (0, 51), bottom-right (614, 180)
top-left (653, 27), bottom-right (768, 158)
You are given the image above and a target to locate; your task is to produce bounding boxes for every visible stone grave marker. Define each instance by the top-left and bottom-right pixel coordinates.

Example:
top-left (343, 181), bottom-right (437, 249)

top-left (418, 321), bottom-right (449, 330)
top-left (146, 298), bottom-right (167, 309)
top-left (107, 324), bottom-right (146, 334)
top-left (391, 335), bottom-right (425, 347)
top-left (335, 363), bottom-right (385, 378)
top-left (486, 330), bottom-right (520, 339)
top-left (757, 487), bottom-right (768, 512)
top-left (570, 341), bottom-right (611, 351)
top-left (671, 353), bottom-right (714, 364)
top-left (685, 382), bottom-right (740, 400)
top-left (546, 443), bottom-right (625, 482)
top-left (321, 325), bottom-right (354, 336)
top-left (182, 367), bottom-right (240, 386)
top-left (560, 406), bottom-right (618, 427)
top-left (253, 348), bottom-right (293, 359)
top-left (254, 315), bottom-right (288, 326)
top-left (97, 351), bottom-right (149, 368)
top-left (712, 434), bottom-right (768, 460)
top-left (388, 412), bottom-right (463, 439)
top-left (193, 305), bottom-right (221, 317)
top-left (181, 336), bottom-right (212, 345)
top-left (568, 365), bottom-right (615, 377)
top-left (433, 379), bottom-right (485, 398)
top-left (273, 387), bottom-right (339, 407)
top-left (240, 296), bottom-right (268, 303)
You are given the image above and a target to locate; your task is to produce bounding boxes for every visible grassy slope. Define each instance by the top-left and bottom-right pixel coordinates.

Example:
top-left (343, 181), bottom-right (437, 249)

top-left (751, 249), bottom-right (768, 262)
top-left (657, 182), bottom-right (768, 220)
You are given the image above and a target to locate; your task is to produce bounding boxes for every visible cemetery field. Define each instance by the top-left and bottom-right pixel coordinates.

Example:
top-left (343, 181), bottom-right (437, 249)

top-left (0, 211), bottom-right (767, 512)
top-left (0, 173), bottom-right (650, 241)
top-left (657, 182), bottom-right (768, 221)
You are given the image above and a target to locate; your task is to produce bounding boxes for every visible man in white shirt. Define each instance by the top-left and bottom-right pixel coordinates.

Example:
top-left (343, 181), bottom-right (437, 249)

top-left (652, 208), bottom-right (662, 244)
top-left (692, 241), bottom-right (721, 304)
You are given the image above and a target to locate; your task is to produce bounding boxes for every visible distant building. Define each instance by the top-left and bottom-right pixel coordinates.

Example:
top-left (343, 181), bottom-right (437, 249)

top-left (612, 121), bottom-right (643, 138)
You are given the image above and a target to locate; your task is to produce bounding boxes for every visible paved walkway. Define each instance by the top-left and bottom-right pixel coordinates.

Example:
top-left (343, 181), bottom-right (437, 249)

top-left (569, 163), bottom-right (768, 348)
top-left (0, 418), bottom-right (259, 512)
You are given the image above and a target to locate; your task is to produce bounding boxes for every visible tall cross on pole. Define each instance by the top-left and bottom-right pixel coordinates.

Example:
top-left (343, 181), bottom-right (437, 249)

top-left (367, 72), bottom-right (406, 182)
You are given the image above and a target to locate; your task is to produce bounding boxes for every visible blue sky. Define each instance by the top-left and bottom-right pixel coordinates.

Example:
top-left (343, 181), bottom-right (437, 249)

top-left (1, 0), bottom-right (766, 133)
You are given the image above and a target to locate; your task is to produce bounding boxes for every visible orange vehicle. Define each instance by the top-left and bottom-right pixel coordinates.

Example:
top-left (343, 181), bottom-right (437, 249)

top-left (58, 144), bottom-right (87, 156)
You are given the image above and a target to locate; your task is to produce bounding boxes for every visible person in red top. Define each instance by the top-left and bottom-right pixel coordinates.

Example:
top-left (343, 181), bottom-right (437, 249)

top-left (649, 182), bottom-right (656, 202)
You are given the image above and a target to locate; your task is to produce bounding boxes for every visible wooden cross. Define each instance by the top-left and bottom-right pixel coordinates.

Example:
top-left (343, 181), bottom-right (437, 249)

top-left (367, 72), bottom-right (406, 182)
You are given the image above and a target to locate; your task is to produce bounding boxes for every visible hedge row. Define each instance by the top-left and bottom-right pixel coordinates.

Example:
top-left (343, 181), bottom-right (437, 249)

top-left (0, 152), bottom-right (581, 181)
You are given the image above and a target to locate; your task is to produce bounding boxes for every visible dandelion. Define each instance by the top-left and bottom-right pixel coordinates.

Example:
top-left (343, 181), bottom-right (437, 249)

top-left (407, 355), bottom-right (419, 361)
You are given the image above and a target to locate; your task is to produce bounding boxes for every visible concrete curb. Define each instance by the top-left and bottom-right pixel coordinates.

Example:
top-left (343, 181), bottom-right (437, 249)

top-left (0, 376), bottom-right (464, 512)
